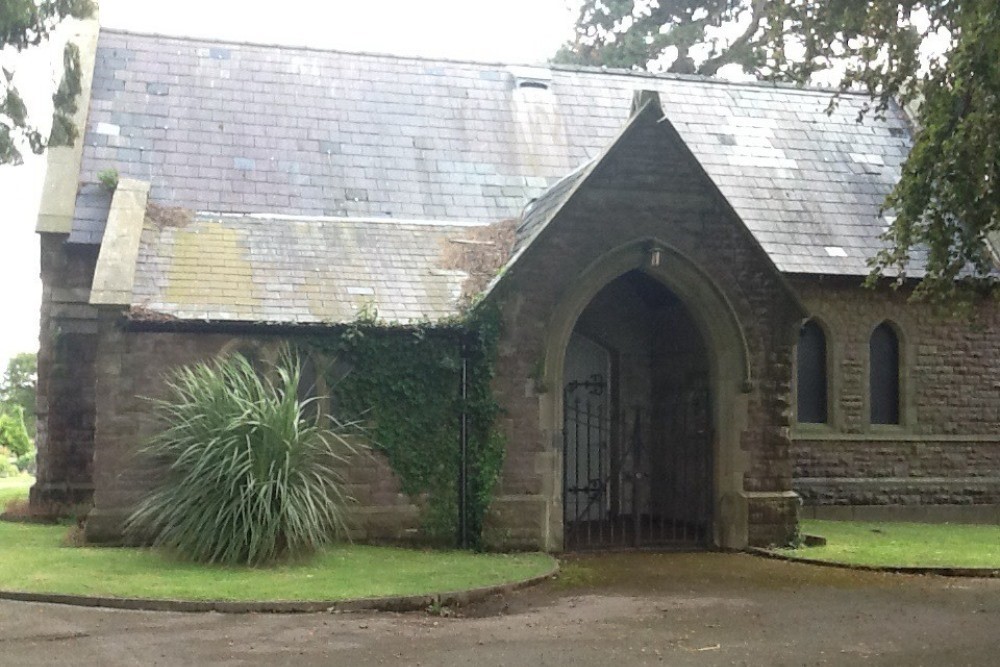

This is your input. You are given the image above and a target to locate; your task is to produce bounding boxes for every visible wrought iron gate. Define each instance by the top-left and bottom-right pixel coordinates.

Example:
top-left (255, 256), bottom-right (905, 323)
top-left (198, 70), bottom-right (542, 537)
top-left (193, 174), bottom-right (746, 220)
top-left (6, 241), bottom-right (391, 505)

top-left (562, 375), bottom-right (612, 549)
top-left (562, 376), bottom-right (712, 550)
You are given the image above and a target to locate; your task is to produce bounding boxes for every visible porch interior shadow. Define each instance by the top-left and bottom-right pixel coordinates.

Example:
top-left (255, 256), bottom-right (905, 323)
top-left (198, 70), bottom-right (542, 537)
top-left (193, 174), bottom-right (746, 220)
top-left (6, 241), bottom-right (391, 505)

top-left (563, 270), bottom-right (712, 550)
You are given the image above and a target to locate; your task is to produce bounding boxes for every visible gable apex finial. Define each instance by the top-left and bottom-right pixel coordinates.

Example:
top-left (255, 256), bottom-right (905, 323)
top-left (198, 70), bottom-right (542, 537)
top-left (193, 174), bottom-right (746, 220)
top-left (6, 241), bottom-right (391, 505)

top-left (630, 89), bottom-right (662, 117)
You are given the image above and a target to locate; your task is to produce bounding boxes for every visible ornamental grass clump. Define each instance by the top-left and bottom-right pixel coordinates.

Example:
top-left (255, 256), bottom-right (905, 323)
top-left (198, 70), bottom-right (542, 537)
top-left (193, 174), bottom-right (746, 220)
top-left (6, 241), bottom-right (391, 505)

top-left (125, 350), bottom-right (359, 566)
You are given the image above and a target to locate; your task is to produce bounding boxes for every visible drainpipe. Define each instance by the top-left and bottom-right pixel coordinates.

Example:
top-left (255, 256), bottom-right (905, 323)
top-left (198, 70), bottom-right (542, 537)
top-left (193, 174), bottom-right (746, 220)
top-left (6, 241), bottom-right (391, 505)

top-left (458, 338), bottom-right (470, 549)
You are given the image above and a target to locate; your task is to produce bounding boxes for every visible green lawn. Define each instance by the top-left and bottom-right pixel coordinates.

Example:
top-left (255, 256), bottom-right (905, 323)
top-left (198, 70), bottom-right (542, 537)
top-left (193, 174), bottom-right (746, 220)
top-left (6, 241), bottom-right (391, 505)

top-left (0, 482), bottom-right (555, 602)
top-left (779, 519), bottom-right (1000, 569)
top-left (0, 474), bottom-right (33, 510)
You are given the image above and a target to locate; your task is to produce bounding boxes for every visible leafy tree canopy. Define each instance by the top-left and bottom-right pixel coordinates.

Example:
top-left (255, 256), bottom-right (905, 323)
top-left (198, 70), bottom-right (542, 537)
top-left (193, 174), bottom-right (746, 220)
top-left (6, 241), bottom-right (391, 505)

top-left (0, 352), bottom-right (36, 438)
top-left (1, 0), bottom-right (95, 165)
top-left (555, 1), bottom-right (1000, 306)
top-left (0, 406), bottom-right (31, 457)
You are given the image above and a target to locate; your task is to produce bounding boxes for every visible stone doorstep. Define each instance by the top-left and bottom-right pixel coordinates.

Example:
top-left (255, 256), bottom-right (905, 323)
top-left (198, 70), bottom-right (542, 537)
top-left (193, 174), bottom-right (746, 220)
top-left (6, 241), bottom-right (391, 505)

top-left (0, 560), bottom-right (559, 614)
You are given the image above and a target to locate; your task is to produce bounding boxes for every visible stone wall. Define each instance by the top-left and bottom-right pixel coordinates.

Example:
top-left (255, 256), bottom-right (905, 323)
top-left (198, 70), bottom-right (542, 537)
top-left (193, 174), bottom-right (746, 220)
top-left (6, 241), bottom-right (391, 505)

top-left (31, 235), bottom-right (100, 513)
top-left (63, 109), bottom-right (819, 549)
top-left (790, 277), bottom-right (1000, 518)
top-left (85, 317), bottom-right (420, 544)
top-left (488, 114), bottom-right (804, 549)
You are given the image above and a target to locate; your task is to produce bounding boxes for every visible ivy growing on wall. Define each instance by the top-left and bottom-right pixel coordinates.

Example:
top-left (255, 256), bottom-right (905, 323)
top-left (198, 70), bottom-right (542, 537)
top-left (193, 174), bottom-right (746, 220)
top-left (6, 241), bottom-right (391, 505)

top-left (308, 306), bottom-right (504, 548)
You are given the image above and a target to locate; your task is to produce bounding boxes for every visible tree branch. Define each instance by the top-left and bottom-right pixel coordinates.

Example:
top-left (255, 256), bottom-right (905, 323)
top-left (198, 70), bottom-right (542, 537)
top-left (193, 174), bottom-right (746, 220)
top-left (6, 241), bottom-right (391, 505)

top-left (696, 0), bottom-right (766, 76)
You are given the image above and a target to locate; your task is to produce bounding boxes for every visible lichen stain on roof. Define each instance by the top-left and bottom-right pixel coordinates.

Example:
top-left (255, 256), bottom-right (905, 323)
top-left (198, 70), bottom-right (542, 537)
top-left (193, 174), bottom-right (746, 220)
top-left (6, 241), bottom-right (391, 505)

top-left (294, 220), bottom-right (387, 323)
top-left (164, 222), bottom-right (261, 318)
top-left (132, 213), bottom-right (487, 325)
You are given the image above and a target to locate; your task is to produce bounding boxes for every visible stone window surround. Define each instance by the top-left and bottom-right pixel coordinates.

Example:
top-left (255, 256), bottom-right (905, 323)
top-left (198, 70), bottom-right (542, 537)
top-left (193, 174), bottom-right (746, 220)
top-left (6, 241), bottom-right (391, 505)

top-left (791, 316), bottom-right (839, 431)
top-left (863, 318), bottom-right (916, 432)
top-left (792, 316), bottom-right (915, 436)
top-left (794, 317), bottom-right (833, 427)
top-left (865, 320), bottom-right (903, 428)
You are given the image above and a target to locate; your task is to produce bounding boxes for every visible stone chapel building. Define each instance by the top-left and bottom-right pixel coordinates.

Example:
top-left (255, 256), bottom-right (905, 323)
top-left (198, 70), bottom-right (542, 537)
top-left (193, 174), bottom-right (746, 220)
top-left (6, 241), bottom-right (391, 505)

top-left (31, 19), bottom-right (1000, 551)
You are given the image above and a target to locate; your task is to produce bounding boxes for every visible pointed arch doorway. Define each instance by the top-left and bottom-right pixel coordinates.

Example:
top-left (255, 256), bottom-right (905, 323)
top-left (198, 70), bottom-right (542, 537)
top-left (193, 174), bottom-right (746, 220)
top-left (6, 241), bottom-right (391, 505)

top-left (541, 240), bottom-right (753, 552)
top-left (562, 270), bottom-right (712, 549)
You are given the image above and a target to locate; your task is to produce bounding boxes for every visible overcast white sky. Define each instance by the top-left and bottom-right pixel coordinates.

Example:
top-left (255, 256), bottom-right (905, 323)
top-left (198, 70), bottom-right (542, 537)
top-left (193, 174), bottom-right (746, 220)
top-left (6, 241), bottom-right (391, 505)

top-left (0, 0), bottom-right (579, 368)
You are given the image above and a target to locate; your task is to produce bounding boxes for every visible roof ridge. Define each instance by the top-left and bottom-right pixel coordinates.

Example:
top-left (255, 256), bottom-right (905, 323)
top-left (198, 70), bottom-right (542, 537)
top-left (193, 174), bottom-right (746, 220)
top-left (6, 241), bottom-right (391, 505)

top-left (548, 62), bottom-right (866, 97)
top-left (99, 27), bottom-right (871, 98)
top-left (97, 27), bottom-right (534, 70)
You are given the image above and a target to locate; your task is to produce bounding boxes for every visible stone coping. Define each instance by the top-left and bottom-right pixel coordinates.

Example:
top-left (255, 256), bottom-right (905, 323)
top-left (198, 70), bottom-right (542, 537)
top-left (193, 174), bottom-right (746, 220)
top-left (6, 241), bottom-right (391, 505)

top-left (0, 560), bottom-right (559, 614)
top-left (749, 547), bottom-right (1000, 578)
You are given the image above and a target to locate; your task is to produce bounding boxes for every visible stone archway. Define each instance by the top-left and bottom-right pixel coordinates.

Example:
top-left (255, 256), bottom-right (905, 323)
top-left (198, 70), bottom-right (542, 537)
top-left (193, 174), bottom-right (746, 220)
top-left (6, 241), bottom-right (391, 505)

top-left (540, 240), bottom-right (753, 551)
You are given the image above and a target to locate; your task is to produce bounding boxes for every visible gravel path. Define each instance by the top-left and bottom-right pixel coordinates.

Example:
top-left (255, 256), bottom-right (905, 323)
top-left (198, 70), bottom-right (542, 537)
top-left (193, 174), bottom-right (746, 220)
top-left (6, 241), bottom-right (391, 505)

top-left (2, 551), bottom-right (998, 666)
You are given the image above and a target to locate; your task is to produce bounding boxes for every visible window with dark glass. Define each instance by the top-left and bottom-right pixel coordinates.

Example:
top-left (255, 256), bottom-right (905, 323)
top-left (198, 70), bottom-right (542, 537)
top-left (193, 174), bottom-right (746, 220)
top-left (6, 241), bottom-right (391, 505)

top-left (796, 320), bottom-right (828, 424)
top-left (869, 322), bottom-right (900, 425)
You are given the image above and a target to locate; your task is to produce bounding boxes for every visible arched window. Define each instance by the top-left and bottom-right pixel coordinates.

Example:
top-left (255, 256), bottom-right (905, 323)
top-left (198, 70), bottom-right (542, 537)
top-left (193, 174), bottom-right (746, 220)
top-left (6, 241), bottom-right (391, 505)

top-left (796, 319), bottom-right (828, 424)
top-left (869, 322), bottom-right (900, 425)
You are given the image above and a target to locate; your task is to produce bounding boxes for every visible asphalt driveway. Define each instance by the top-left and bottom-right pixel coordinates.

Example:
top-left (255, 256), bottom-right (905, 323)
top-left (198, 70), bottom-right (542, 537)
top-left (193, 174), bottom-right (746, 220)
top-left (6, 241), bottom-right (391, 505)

top-left (2, 551), bottom-right (998, 666)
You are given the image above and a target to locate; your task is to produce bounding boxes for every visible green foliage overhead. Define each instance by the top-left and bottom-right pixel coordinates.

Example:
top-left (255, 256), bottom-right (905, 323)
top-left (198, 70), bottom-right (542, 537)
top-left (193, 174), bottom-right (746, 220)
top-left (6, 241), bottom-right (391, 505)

top-left (0, 352), bottom-right (36, 438)
top-left (46, 40), bottom-right (82, 148)
top-left (555, 1), bottom-right (1000, 306)
top-left (0, 406), bottom-right (31, 458)
top-left (555, 0), bottom-right (758, 75)
top-left (124, 349), bottom-right (360, 566)
top-left (0, 0), bottom-right (94, 50)
top-left (870, 2), bottom-right (1000, 309)
top-left (310, 307), bottom-right (505, 549)
top-left (1, 0), bottom-right (94, 164)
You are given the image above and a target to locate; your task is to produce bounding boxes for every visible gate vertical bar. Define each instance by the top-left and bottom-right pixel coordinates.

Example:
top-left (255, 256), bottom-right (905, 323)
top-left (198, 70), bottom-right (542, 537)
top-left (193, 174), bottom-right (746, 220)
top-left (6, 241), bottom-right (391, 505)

top-left (632, 409), bottom-right (641, 548)
top-left (573, 397), bottom-right (583, 541)
top-left (585, 397), bottom-right (593, 547)
top-left (562, 388), bottom-right (570, 549)
top-left (598, 398), bottom-right (605, 545)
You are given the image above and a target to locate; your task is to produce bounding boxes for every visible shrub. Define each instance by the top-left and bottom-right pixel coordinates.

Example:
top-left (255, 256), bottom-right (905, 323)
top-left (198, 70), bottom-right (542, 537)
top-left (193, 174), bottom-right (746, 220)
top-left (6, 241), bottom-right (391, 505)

top-left (97, 167), bottom-right (119, 190)
top-left (14, 450), bottom-right (35, 475)
top-left (0, 447), bottom-right (17, 479)
top-left (124, 349), bottom-right (361, 565)
top-left (0, 408), bottom-right (32, 458)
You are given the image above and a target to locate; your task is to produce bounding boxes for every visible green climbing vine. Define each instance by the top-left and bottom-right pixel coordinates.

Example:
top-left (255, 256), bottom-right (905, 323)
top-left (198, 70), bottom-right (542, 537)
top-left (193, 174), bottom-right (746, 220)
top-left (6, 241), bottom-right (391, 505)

top-left (307, 306), bottom-right (504, 548)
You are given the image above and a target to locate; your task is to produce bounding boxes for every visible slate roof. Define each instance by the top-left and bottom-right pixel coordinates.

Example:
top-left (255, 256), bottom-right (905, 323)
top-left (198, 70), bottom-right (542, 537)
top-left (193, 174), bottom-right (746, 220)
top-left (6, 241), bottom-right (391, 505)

top-left (132, 213), bottom-right (484, 324)
top-left (509, 89), bottom-right (914, 277)
top-left (72, 29), bottom-right (924, 323)
top-left (76, 30), bottom-right (911, 277)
